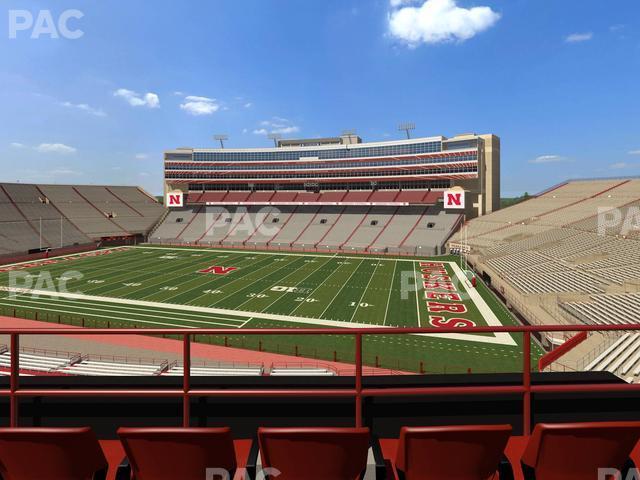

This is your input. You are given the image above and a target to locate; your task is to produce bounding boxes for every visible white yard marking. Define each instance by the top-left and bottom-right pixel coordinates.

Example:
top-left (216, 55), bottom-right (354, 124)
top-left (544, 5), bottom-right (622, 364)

top-left (258, 256), bottom-right (334, 313)
top-left (382, 260), bottom-right (397, 326)
top-left (349, 260), bottom-right (381, 323)
top-left (319, 259), bottom-right (365, 319)
top-left (413, 261), bottom-right (422, 328)
top-left (2, 294), bottom-right (244, 327)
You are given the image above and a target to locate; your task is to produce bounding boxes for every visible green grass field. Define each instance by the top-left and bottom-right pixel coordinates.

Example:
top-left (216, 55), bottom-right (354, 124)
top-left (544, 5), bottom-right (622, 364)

top-left (0, 245), bottom-right (543, 373)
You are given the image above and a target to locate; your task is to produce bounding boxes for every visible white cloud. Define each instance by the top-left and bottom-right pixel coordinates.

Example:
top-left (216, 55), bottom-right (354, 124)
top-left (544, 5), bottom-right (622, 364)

top-left (49, 167), bottom-right (83, 177)
top-left (9, 142), bottom-right (25, 148)
top-left (244, 102), bottom-right (253, 108)
top-left (35, 143), bottom-right (77, 155)
top-left (253, 117), bottom-right (300, 136)
top-left (529, 155), bottom-right (569, 164)
top-left (565, 32), bottom-right (593, 43)
top-left (173, 91), bottom-right (184, 96)
top-left (114, 88), bottom-right (160, 108)
top-left (390, 0), bottom-right (414, 6)
top-left (135, 153), bottom-right (149, 160)
top-left (60, 101), bottom-right (106, 117)
top-left (180, 95), bottom-right (219, 116)
top-left (628, 150), bottom-right (640, 155)
top-left (610, 161), bottom-right (640, 170)
top-left (388, 0), bottom-right (501, 46)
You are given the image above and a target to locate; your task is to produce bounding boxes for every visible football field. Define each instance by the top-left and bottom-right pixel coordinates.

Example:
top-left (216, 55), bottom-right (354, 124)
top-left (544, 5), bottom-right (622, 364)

top-left (0, 246), bottom-right (542, 373)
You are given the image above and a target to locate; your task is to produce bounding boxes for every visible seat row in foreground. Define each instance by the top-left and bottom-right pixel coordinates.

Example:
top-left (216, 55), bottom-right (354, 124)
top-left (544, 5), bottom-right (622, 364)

top-left (0, 421), bottom-right (639, 479)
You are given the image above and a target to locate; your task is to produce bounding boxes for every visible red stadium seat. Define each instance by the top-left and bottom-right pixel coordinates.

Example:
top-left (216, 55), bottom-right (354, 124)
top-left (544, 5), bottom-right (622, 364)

top-left (116, 427), bottom-right (237, 480)
top-left (257, 427), bottom-right (371, 480)
top-left (520, 421), bottom-right (640, 480)
top-left (393, 424), bottom-right (513, 480)
top-left (0, 427), bottom-right (108, 480)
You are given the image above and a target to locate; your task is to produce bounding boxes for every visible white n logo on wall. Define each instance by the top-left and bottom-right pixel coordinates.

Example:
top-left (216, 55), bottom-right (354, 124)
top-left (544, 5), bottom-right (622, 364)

top-left (444, 188), bottom-right (465, 209)
top-left (166, 192), bottom-right (184, 207)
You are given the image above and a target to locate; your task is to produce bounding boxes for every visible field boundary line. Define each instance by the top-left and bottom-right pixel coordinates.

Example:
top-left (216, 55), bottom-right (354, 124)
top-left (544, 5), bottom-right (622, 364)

top-left (0, 286), bottom-right (516, 345)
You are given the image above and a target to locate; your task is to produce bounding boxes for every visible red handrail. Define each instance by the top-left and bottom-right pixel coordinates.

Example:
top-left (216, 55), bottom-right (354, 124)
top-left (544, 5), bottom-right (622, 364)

top-left (3, 324), bottom-right (640, 433)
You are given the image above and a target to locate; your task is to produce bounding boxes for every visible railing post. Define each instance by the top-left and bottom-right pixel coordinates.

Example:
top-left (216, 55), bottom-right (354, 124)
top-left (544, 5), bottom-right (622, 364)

top-left (355, 333), bottom-right (363, 428)
top-left (183, 333), bottom-right (191, 428)
top-left (523, 331), bottom-right (532, 436)
top-left (10, 333), bottom-right (19, 427)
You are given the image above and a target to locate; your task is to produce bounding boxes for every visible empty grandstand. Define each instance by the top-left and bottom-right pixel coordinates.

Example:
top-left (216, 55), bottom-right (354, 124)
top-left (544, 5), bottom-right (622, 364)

top-left (449, 177), bottom-right (640, 380)
top-left (154, 132), bottom-right (498, 255)
top-left (0, 183), bottom-right (165, 259)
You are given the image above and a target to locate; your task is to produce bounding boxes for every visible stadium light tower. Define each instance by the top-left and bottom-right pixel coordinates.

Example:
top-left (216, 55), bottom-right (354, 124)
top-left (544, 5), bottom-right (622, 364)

top-left (213, 134), bottom-right (228, 148)
top-left (398, 122), bottom-right (416, 139)
top-left (267, 133), bottom-right (281, 147)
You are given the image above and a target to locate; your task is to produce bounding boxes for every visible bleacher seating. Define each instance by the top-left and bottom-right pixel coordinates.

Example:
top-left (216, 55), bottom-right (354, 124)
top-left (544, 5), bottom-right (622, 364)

top-left (449, 178), bottom-right (640, 377)
top-left (0, 348), bottom-right (74, 373)
top-left (152, 198), bottom-right (460, 255)
top-left (166, 364), bottom-right (263, 376)
top-left (0, 183), bottom-right (164, 256)
top-left (269, 367), bottom-right (335, 376)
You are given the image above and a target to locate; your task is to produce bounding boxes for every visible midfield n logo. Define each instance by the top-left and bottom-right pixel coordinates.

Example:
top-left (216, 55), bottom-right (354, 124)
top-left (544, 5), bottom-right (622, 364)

top-left (198, 265), bottom-right (238, 275)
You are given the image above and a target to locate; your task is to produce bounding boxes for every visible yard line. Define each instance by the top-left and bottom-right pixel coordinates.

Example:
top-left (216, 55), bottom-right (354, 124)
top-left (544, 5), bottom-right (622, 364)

top-left (77, 250), bottom-right (238, 297)
top-left (382, 260), bottom-right (398, 326)
top-left (1, 295), bottom-right (243, 327)
top-left (349, 260), bottom-right (381, 323)
top-left (5, 293), bottom-right (246, 325)
top-left (258, 255), bottom-right (335, 313)
top-left (156, 252), bottom-right (271, 303)
top-left (234, 256), bottom-right (327, 310)
top-left (0, 301), bottom-right (233, 329)
top-left (287, 254), bottom-right (352, 315)
top-left (131, 250), bottom-right (262, 300)
top-left (319, 259), bottom-right (365, 319)
top-left (413, 261), bottom-right (422, 327)
top-left (206, 256), bottom-right (303, 307)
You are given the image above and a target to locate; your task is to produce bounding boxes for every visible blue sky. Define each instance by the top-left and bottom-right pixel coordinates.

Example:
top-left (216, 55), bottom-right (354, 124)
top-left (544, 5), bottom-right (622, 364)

top-left (0, 0), bottom-right (639, 196)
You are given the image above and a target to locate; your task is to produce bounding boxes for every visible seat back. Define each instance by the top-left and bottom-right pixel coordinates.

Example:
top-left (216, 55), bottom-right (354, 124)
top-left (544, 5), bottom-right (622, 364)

top-left (394, 424), bottom-right (512, 480)
top-left (117, 427), bottom-right (237, 480)
top-left (521, 421), bottom-right (640, 480)
top-left (258, 427), bottom-right (370, 480)
top-left (0, 427), bottom-right (107, 480)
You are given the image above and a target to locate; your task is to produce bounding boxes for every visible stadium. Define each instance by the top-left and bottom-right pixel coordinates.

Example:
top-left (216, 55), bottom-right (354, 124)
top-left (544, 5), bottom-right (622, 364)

top-left (1, 129), bottom-right (640, 476)
top-left (3, 0), bottom-right (640, 475)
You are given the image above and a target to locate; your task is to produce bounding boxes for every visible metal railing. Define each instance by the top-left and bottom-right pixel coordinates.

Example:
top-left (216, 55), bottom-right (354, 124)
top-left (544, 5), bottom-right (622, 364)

top-left (3, 323), bottom-right (640, 436)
